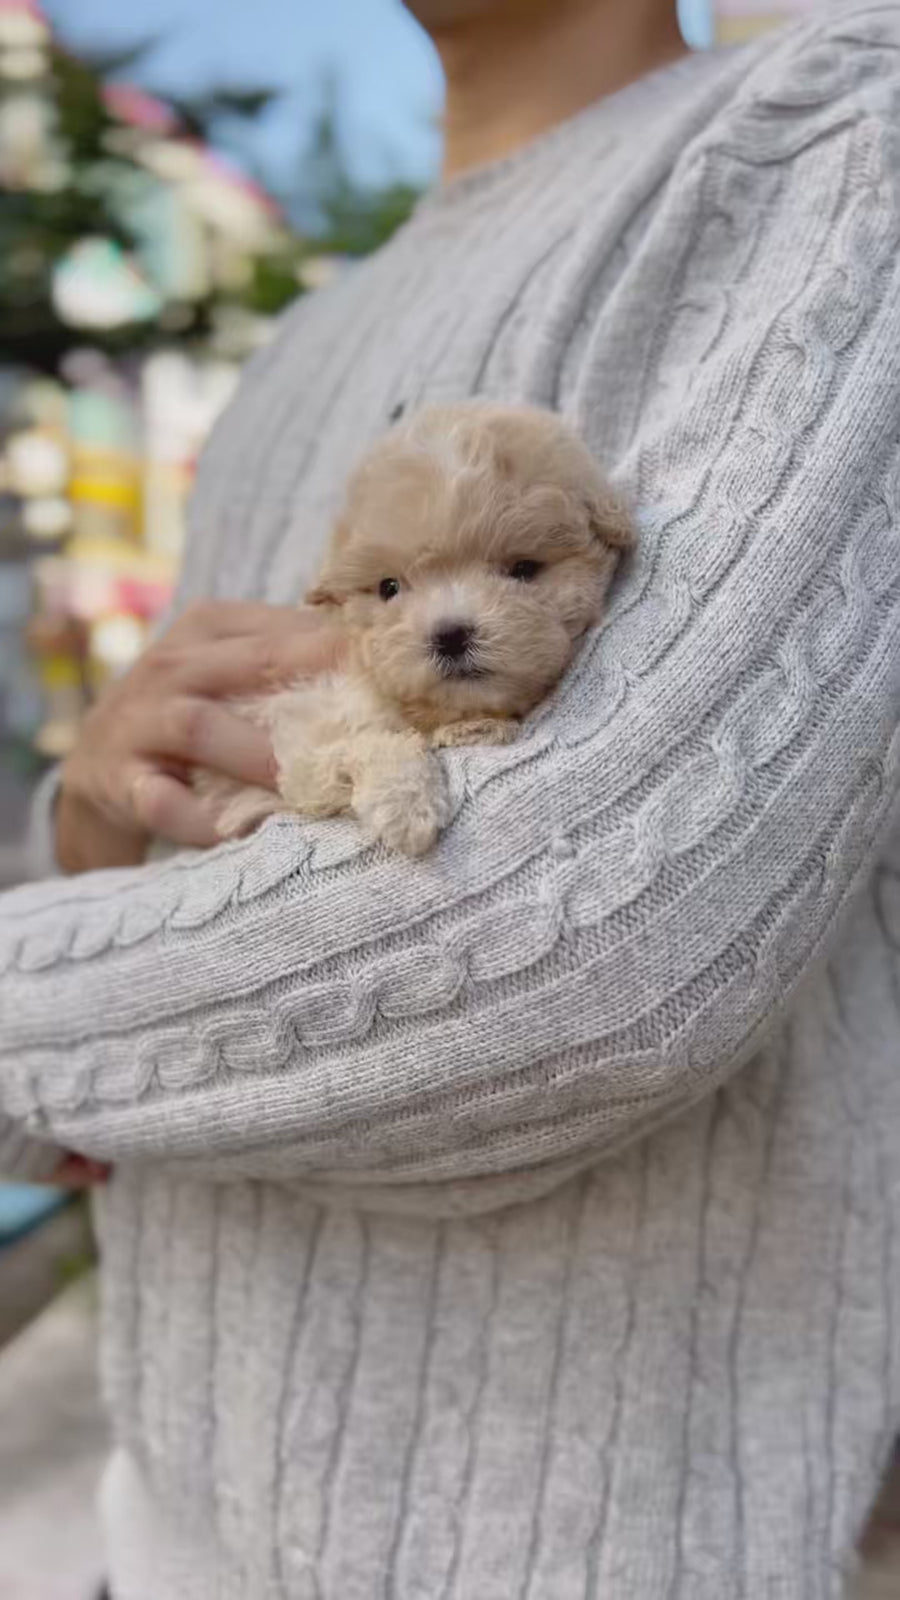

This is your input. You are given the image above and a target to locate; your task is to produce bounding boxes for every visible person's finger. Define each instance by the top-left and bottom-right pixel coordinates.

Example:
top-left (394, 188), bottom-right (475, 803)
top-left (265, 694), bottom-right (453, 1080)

top-left (51, 1155), bottom-right (110, 1188)
top-left (138, 699), bottom-right (276, 787)
top-left (170, 601), bottom-right (320, 644)
top-left (129, 768), bottom-right (222, 848)
top-left (172, 627), bottom-right (344, 697)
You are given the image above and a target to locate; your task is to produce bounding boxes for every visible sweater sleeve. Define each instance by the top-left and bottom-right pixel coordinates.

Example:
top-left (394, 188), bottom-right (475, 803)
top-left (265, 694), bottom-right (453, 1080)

top-left (0, 767), bottom-right (66, 1179)
top-left (0, 20), bottom-right (898, 1213)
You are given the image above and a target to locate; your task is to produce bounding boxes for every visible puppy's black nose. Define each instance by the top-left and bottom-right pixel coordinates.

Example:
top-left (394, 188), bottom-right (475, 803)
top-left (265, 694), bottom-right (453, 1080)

top-left (432, 623), bottom-right (474, 662)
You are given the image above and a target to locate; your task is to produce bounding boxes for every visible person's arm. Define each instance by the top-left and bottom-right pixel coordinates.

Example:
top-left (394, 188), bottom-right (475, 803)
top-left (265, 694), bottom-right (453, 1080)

top-left (1, 17), bottom-right (898, 1209)
top-left (1, 602), bottom-right (341, 1184)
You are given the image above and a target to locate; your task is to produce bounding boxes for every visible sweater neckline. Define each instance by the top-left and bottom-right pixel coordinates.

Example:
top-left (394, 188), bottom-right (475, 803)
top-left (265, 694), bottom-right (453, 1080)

top-left (415, 47), bottom-right (737, 221)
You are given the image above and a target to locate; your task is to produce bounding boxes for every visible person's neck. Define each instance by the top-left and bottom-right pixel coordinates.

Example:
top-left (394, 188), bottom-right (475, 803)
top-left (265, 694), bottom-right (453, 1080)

top-left (433, 0), bottom-right (687, 181)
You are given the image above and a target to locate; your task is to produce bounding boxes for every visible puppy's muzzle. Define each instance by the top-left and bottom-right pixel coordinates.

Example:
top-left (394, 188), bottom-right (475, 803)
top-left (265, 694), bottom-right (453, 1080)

top-left (430, 622), bottom-right (484, 678)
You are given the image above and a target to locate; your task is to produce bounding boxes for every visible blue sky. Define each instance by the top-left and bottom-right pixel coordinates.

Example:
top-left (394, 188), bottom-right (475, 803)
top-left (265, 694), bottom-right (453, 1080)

top-left (44, 0), bottom-right (711, 202)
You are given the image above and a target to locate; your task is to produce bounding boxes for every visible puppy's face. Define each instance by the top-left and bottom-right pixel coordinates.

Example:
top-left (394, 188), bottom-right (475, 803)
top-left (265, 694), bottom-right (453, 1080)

top-left (308, 405), bottom-right (633, 729)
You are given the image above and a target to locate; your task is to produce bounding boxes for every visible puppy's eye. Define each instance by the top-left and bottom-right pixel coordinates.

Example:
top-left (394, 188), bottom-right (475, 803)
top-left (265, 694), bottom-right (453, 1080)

top-left (378, 577), bottom-right (401, 601)
top-left (507, 559), bottom-right (543, 583)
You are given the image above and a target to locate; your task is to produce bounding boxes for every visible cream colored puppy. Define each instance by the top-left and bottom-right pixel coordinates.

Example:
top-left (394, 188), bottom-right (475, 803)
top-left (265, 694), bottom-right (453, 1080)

top-left (200, 403), bottom-right (633, 856)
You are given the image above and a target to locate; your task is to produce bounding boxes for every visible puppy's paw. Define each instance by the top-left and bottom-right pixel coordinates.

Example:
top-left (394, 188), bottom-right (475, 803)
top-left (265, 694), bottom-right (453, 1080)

top-left (429, 717), bottom-right (520, 750)
top-left (354, 755), bottom-right (451, 857)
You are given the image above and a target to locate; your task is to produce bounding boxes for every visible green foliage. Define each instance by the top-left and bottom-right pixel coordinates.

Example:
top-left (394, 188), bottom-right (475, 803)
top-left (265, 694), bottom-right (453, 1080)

top-left (52, 42), bottom-right (148, 163)
top-left (0, 51), bottom-right (136, 362)
top-left (317, 177), bottom-right (420, 257)
top-left (301, 109), bottom-right (420, 257)
top-left (166, 87), bottom-right (279, 143)
top-left (0, 33), bottom-right (421, 369)
top-left (0, 41), bottom-right (172, 367)
top-left (0, 31), bottom-right (290, 366)
top-left (240, 247), bottom-right (303, 315)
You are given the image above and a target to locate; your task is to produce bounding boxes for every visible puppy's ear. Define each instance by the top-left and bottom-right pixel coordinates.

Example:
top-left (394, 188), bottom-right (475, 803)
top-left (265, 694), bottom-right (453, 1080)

top-left (304, 515), bottom-right (352, 606)
top-left (304, 578), bottom-right (344, 608)
top-left (585, 482), bottom-right (635, 550)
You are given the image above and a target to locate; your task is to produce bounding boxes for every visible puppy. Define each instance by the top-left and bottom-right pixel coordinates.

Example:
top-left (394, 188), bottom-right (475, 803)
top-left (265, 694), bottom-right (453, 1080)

top-left (199, 403), bottom-right (633, 856)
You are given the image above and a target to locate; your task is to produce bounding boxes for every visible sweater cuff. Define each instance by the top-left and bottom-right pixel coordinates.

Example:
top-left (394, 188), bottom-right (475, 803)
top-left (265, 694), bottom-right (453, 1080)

top-left (23, 764), bottom-right (62, 882)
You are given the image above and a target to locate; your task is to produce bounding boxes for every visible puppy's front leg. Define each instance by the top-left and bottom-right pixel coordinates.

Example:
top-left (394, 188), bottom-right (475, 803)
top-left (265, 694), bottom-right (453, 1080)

top-left (351, 730), bottom-right (450, 857)
top-left (279, 743), bottom-right (354, 818)
top-left (429, 718), bottom-right (520, 749)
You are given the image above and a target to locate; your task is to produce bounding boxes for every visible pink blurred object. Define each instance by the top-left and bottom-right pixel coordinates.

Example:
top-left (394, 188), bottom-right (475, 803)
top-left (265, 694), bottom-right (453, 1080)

top-left (102, 83), bottom-right (180, 136)
top-left (115, 573), bottom-right (173, 621)
top-left (199, 144), bottom-right (283, 220)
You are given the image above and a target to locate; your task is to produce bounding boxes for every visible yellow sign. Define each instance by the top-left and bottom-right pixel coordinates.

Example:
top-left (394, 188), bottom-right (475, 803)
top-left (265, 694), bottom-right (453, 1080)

top-left (69, 475), bottom-right (141, 509)
top-left (714, 0), bottom-right (815, 44)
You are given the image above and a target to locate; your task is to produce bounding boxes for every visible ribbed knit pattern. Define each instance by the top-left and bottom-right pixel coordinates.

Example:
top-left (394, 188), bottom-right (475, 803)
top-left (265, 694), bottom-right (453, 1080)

top-left (2, 10), bottom-right (900, 1595)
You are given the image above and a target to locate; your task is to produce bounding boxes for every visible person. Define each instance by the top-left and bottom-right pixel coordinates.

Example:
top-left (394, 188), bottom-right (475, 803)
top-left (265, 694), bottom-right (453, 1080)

top-left (1, 0), bottom-right (899, 1593)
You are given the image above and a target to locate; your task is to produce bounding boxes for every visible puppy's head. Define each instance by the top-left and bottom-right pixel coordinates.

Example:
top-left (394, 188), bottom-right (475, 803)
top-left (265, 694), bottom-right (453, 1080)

top-left (307, 404), bottom-right (633, 729)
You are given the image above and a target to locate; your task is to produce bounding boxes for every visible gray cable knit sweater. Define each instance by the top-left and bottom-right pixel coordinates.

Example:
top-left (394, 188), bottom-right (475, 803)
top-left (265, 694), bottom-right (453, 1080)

top-left (2, 10), bottom-right (900, 1597)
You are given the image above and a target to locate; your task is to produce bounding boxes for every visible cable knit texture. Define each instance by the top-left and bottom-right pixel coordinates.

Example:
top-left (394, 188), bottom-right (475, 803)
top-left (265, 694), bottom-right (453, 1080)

top-left (2, 10), bottom-right (900, 1595)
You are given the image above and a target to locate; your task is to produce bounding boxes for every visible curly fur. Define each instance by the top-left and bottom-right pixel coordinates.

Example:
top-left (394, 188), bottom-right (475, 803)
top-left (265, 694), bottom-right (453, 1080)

top-left (198, 403), bottom-right (633, 855)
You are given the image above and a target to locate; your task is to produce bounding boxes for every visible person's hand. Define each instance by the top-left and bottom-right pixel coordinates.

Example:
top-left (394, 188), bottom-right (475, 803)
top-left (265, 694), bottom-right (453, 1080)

top-left (56, 602), bottom-right (343, 874)
top-left (50, 1154), bottom-right (110, 1188)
